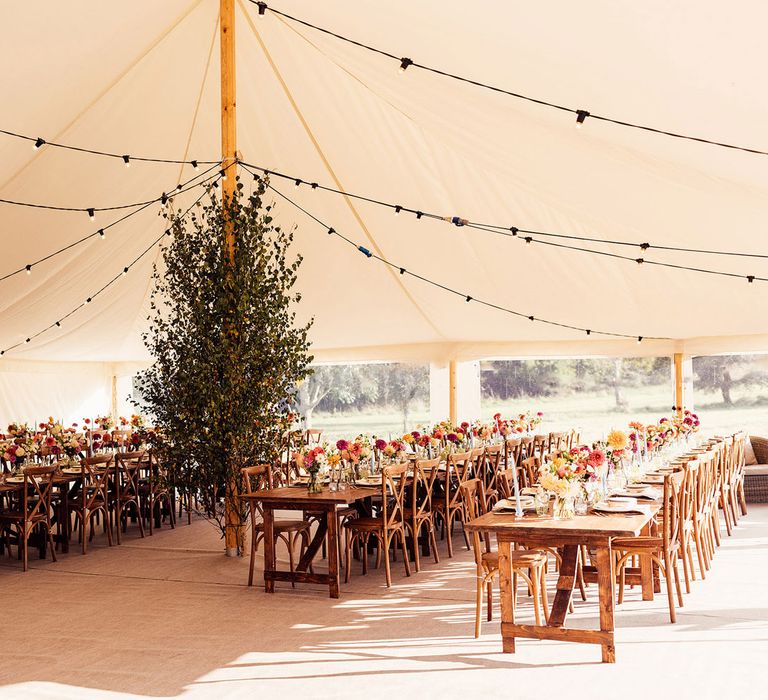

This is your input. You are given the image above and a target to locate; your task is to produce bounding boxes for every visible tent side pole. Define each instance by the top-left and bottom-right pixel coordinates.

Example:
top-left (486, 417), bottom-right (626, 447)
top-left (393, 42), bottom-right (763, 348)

top-left (449, 360), bottom-right (457, 426)
top-left (673, 352), bottom-right (688, 416)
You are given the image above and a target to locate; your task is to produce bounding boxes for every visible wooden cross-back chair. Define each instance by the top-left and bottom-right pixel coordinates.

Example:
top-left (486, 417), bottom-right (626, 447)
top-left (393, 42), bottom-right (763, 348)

top-left (481, 444), bottom-right (503, 508)
top-left (503, 437), bottom-right (522, 472)
top-left (0, 464), bottom-right (58, 570)
top-left (68, 453), bottom-right (114, 554)
top-left (531, 434), bottom-right (548, 462)
top-left (614, 470), bottom-right (685, 623)
top-left (344, 463), bottom-right (411, 587)
top-left (241, 464), bottom-right (311, 587)
top-left (432, 450), bottom-right (473, 558)
top-left (406, 458), bottom-right (441, 572)
top-left (459, 478), bottom-right (549, 638)
top-left (519, 456), bottom-right (541, 489)
top-left (547, 431), bottom-right (569, 454)
top-left (140, 451), bottom-right (176, 535)
top-left (114, 452), bottom-right (146, 544)
top-left (731, 432), bottom-right (748, 519)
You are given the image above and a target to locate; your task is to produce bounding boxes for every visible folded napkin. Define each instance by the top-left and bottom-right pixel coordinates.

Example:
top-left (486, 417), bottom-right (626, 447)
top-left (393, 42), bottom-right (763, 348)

top-left (493, 498), bottom-right (534, 513)
top-left (593, 503), bottom-right (651, 516)
top-left (611, 489), bottom-right (659, 501)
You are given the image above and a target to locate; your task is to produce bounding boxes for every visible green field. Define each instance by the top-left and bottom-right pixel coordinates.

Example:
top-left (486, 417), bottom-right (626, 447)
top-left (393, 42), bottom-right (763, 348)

top-left (310, 385), bottom-right (767, 442)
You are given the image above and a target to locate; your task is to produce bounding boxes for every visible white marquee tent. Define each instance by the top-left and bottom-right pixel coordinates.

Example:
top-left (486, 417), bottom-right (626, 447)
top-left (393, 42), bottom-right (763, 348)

top-left (1, 0), bottom-right (767, 421)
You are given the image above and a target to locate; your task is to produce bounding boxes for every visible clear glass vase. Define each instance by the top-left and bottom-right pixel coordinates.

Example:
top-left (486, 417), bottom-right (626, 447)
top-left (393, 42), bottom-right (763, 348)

top-left (553, 495), bottom-right (576, 520)
top-left (307, 471), bottom-right (323, 494)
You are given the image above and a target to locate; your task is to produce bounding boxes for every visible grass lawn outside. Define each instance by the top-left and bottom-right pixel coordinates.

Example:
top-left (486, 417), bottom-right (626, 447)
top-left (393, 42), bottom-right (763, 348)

top-left (309, 385), bottom-right (767, 443)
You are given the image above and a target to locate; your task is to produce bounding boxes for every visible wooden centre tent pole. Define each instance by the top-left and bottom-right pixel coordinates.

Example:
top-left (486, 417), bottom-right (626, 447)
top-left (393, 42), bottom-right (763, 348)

top-left (220, 0), bottom-right (241, 556)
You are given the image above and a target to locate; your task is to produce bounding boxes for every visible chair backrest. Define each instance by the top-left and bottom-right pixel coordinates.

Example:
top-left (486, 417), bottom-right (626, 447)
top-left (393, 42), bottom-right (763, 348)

top-left (568, 429), bottom-right (581, 450)
top-left (81, 453), bottom-right (114, 507)
top-left (504, 437), bottom-right (522, 471)
top-left (662, 470), bottom-right (685, 552)
top-left (469, 447), bottom-right (485, 480)
top-left (482, 444), bottom-right (503, 496)
top-left (520, 456), bottom-right (541, 488)
top-left (548, 431), bottom-right (568, 453)
top-left (459, 478), bottom-right (489, 567)
top-left (21, 464), bottom-right (57, 523)
top-left (531, 434), bottom-right (547, 460)
top-left (412, 458), bottom-right (440, 522)
top-left (241, 464), bottom-right (274, 521)
top-left (496, 468), bottom-right (519, 500)
top-left (382, 463), bottom-right (409, 530)
top-left (445, 450), bottom-right (473, 510)
top-left (115, 451), bottom-right (144, 501)
top-left (304, 428), bottom-right (322, 445)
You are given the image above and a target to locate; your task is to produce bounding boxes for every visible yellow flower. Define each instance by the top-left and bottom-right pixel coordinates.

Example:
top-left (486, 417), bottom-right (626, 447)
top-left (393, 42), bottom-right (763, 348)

top-left (402, 433), bottom-right (415, 443)
top-left (328, 454), bottom-right (341, 466)
top-left (607, 430), bottom-right (629, 450)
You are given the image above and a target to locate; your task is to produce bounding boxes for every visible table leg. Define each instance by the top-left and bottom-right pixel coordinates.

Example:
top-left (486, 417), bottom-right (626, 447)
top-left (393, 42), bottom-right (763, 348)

top-left (547, 544), bottom-right (579, 627)
top-left (595, 543), bottom-right (616, 663)
top-left (263, 505), bottom-right (276, 593)
top-left (326, 509), bottom-right (340, 599)
top-left (498, 538), bottom-right (515, 653)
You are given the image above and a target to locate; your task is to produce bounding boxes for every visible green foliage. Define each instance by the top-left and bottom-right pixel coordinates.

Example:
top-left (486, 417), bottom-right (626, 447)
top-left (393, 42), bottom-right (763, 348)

top-left (135, 178), bottom-right (312, 546)
top-left (295, 363), bottom-right (428, 426)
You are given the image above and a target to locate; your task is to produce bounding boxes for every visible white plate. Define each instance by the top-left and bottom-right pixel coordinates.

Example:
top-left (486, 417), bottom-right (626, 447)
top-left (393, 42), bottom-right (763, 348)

top-left (641, 475), bottom-right (665, 484)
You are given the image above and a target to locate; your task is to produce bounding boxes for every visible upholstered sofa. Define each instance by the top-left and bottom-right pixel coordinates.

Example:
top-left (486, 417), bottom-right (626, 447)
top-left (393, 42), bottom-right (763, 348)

top-left (745, 436), bottom-right (768, 503)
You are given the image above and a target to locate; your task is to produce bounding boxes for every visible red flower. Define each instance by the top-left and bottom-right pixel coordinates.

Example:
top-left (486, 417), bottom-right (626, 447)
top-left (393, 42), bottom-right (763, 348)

top-left (587, 449), bottom-right (605, 468)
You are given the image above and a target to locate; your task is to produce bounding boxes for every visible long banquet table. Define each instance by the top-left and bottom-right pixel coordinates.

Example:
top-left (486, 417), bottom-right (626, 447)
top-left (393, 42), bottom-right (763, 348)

top-left (465, 506), bottom-right (659, 663)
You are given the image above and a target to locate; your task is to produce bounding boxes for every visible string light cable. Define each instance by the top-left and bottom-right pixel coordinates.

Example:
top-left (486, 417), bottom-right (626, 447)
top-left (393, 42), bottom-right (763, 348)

top-left (239, 162), bottom-right (768, 285)
top-left (0, 163), bottom-right (222, 283)
top-left (248, 2), bottom-right (768, 158)
top-left (0, 128), bottom-right (219, 167)
top-left (0, 166), bottom-right (234, 356)
top-left (264, 180), bottom-right (668, 342)
top-left (0, 161), bottom-right (222, 214)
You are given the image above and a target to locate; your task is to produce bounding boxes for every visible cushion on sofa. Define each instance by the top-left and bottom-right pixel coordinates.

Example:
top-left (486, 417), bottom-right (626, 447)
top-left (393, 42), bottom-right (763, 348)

top-left (745, 464), bottom-right (768, 477)
top-left (745, 437), bottom-right (758, 465)
top-left (749, 436), bottom-right (768, 464)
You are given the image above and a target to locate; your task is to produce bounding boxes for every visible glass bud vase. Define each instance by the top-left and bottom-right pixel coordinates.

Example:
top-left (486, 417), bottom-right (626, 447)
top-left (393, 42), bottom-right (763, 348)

top-left (307, 470), bottom-right (323, 494)
top-left (553, 495), bottom-right (576, 520)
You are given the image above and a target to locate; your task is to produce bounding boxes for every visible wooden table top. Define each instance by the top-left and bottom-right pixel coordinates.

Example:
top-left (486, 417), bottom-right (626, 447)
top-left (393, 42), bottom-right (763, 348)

top-left (242, 485), bottom-right (379, 506)
top-left (465, 508), bottom-right (658, 540)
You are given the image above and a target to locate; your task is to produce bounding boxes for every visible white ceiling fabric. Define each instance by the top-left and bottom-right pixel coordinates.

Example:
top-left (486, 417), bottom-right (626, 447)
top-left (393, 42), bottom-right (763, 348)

top-left (1, 0), bottom-right (767, 380)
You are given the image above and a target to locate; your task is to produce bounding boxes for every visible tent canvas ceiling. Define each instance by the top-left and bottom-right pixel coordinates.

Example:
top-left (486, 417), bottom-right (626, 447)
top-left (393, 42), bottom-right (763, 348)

top-left (1, 0), bottom-right (767, 377)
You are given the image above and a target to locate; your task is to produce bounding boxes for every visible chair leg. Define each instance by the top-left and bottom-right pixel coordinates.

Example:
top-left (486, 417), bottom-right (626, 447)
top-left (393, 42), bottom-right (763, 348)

top-left (429, 523), bottom-right (440, 564)
top-left (383, 534), bottom-right (392, 587)
top-left (680, 543), bottom-right (691, 594)
top-left (287, 533), bottom-right (296, 589)
top-left (399, 529), bottom-right (411, 577)
top-left (411, 523), bottom-right (421, 573)
top-left (531, 572), bottom-right (542, 626)
top-left (475, 577), bottom-right (483, 638)
top-left (662, 556), bottom-right (676, 624)
top-left (248, 532), bottom-right (256, 587)
top-left (738, 482), bottom-right (748, 516)
top-left (445, 512), bottom-right (453, 558)
top-left (22, 526), bottom-right (29, 572)
top-left (540, 566), bottom-right (549, 623)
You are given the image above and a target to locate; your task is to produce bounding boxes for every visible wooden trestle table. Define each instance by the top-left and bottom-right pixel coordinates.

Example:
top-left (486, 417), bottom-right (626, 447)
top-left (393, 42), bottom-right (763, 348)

top-left (465, 507), bottom-right (659, 663)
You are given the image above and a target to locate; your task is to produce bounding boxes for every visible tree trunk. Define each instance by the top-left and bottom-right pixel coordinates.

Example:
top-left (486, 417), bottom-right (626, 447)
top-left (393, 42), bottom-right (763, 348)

top-left (613, 358), bottom-right (626, 409)
top-left (721, 368), bottom-right (733, 405)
